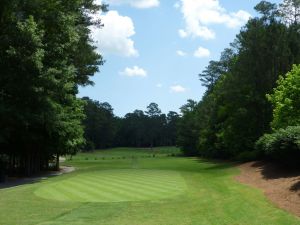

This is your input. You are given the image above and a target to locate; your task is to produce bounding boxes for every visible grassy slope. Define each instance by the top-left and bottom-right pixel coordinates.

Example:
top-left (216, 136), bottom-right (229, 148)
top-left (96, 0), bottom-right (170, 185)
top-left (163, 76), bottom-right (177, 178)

top-left (0, 147), bottom-right (299, 225)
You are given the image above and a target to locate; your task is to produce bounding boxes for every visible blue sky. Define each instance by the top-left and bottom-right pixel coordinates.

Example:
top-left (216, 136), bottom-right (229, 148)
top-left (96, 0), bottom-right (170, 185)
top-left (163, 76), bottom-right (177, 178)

top-left (79, 0), bottom-right (281, 117)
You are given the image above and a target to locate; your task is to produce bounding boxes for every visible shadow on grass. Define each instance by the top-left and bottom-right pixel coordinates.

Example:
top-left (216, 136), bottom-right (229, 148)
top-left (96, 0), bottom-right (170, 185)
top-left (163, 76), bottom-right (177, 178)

top-left (0, 166), bottom-right (74, 190)
top-left (0, 178), bottom-right (41, 189)
top-left (192, 158), bottom-right (237, 170)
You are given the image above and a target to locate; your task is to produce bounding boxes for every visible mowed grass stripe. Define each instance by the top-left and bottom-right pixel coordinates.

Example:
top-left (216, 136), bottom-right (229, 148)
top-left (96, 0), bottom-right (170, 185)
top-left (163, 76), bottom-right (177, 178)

top-left (74, 176), bottom-right (156, 201)
top-left (85, 173), bottom-right (183, 199)
top-left (86, 173), bottom-right (184, 196)
top-left (35, 183), bottom-right (71, 201)
top-left (39, 179), bottom-right (117, 202)
top-left (96, 172), bottom-right (183, 186)
top-left (34, 169), bottom-right (186, 202)
top-left (87, 174), bottom-right (182, 191)
top-left (61, 179), bottom-right (125, 202)
top-left (52, 176), bottom-right (139, 202)
top-left (91, 174), bottom-right (185, 196)
top-left (83, 175), bottom-right (180, 200)
top-left (101, 169), bottom-right (181, 181)
top-left (91, 171), bottom-right (185, 190)
top-left (76, 177), bottom-right (158, 201)
top-left (43, 181), bottom-right (94, 202)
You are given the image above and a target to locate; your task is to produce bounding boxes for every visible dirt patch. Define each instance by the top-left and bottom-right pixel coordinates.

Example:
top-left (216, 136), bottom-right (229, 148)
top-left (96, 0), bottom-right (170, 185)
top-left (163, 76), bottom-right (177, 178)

top-left (0, 166), bottom-right (75, 189)
top-left (236, 161), bottom-right (300, 217)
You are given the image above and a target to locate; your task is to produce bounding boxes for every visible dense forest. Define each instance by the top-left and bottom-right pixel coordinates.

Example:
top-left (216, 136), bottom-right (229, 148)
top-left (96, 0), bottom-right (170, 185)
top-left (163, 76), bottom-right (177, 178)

top-left (0, 0), bottom-right (106, 176)
top-left (1, 0), bottom-right (300, 180)
top-left (177, 0), bottom-right (300, 165)
top-left (82, 98), bottom-right (179, 150)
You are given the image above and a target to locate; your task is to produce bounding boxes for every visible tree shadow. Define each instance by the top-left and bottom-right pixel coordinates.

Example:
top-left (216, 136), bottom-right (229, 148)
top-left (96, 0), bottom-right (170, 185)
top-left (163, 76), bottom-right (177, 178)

top-left (250, 161), bottom-right (300, 196)
top-left (0, 166), bottom-right (74, 190)
top-left (250, 161), bottom-right (300, 179)
top-left (0, 178), bottom-right (41, 189)
top-left (193, 158), bottom-right (237, 170)
top-left (290, 180), bottom-right (300, 192)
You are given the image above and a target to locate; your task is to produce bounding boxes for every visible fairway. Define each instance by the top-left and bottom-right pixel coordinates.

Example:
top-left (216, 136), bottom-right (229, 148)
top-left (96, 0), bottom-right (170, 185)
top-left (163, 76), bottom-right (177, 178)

top-left (35, 169), bottom-right (186, 202)
top-left (0, 147), bottom-right (300, 225)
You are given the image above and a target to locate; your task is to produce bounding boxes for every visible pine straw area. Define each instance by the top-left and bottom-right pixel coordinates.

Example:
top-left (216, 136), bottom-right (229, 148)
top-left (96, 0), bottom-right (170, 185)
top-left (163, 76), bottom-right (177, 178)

top-left (236, 161), bottom-right (300, 217)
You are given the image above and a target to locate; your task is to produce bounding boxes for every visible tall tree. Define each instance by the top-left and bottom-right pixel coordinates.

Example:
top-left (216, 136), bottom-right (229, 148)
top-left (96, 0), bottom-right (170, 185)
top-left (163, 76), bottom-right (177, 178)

top-left (0, 0), bottom-right (105, 175)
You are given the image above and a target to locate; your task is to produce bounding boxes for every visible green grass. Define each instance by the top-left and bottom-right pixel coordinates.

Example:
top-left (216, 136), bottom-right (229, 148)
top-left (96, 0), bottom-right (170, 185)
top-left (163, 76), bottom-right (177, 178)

top-left (0, 147), bottom-right (299, 225)
top-left (35, 169), bottom-right (186, 202)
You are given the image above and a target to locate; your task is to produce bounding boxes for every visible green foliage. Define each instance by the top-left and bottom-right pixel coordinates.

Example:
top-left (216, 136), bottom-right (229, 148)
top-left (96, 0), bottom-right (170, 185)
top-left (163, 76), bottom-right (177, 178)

top-left (0, 0), bottom-right (104, 175)
top-left (267, 65), bottom-right (300, 129)
top-left (115, 103), bottom-right (179, 147)
top-left (235, 150), bottom-right (263, 162)
top-left (82, 97), bottom-right (116, 150)
top-left (177, 100), bottom-right (200, 156)
top-left (256, 126), bottom-right (300, 166)
top-left (177, 1), bottom-right (300, 160)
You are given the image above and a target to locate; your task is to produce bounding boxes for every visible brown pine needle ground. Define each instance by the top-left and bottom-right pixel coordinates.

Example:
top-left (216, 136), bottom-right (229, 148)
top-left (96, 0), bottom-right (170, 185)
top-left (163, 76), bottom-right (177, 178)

top-left (236, 161), bottom-right (300, 217)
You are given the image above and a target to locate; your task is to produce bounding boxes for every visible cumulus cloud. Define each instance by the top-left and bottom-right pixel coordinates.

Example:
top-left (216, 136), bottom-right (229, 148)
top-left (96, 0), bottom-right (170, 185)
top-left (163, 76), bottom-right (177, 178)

top-left (176, 50), bottom-right (187, 56)
top-left (194, 46), bottom-right (210, 58)
top-left (178, 29), bottom-right (188, 38)
top-left (170, 85), bottom-right (186, 93)
top-left (107, 0), bottom-right (159, 8)
top-left (177, 0), bottom-right (251, 39)
top-left (91, 11), bottom-right (138, 57)
top-left (120, 66), bottom-right (147, 77)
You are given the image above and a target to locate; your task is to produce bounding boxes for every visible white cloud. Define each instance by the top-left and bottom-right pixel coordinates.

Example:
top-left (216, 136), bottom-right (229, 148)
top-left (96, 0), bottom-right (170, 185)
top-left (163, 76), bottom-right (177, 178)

top-left (91, 11), bottom-right (138, 57)
top-left (170, 85), bottom-right (186, 93)
top-left (176, 50), bottom-right (187, 56)
top-left (120, 66), bottom-right (147, 77)
top-left (178, 0), bottom-right (251, 39)
top-left (194, 46), bottom-right (210, 58)
top-left (156, 83), bottom-right (163, 88)
top-left (174, 2), bottom-right (180, 9)
top-left (94, 0), bottom-right (102, 6)
top-left (107, 0), bottom-right (159, 8)
top-left (178, 29), bottom-right (188, 38)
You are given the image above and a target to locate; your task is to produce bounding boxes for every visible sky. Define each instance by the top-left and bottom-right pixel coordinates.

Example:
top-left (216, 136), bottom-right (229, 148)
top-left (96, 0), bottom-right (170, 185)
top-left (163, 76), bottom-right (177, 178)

top-left (78, 0), bottom-right (282, 117)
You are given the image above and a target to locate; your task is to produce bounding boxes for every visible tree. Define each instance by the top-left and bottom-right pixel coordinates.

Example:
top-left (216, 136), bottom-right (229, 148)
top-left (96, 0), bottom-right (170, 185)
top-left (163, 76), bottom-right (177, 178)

top-left (279, 0), bottom-right (300, 24)
top-left (0, 0), bottom-right (105, 175)
top-left (177, 1), bottom-right (300, 160)
top-left (166, 111), bottom-right (180, 146)
top-left (267, 64), bottom-right (300, 129)
top-left (177, 100), bottom-right (200, 156)
top-left (82, 97), bottom-right (116, 150)
top-left (145, 103), bottom-right (161, 117)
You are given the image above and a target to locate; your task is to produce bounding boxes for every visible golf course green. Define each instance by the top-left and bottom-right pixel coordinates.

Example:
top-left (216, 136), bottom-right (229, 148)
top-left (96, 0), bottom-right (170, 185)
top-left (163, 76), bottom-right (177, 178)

top-left (35, 169), bottom-right (186, 202)
top-left (0, 147), bottom-right (299, 225)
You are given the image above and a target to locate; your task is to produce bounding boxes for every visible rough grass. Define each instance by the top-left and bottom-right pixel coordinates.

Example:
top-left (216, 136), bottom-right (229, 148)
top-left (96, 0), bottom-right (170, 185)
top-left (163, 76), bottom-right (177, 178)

top-left (0, 147), bottom-right (299, 225)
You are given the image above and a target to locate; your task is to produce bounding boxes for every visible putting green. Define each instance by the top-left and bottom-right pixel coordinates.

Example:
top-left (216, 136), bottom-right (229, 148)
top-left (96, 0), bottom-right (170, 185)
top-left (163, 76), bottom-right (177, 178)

top-left (34, 169), bottom-right (186, 202)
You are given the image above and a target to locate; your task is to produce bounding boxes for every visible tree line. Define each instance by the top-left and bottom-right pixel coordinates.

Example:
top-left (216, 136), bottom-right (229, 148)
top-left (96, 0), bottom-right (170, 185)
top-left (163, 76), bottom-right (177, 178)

top-left (177, 0), bottom-right (300, 165)
top-left (0, 0), bottom-right (106, 177)
top-left (82, 98), bottom-right (179, 150)
top-left (1, 0), bottom-right (299, 179)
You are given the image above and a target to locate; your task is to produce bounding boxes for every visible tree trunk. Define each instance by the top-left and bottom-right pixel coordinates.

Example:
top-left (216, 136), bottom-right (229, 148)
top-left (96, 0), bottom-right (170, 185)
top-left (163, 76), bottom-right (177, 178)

top-left (56, 153), bottom-right (59, 171)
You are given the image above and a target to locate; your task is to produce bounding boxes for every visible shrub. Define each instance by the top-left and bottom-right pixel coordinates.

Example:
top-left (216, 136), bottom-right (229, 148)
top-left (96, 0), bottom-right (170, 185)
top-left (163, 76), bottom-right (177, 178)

top-left (256, 126), bottom-right (300, 166)
top-left (235, 150), bottom-right (262, 162)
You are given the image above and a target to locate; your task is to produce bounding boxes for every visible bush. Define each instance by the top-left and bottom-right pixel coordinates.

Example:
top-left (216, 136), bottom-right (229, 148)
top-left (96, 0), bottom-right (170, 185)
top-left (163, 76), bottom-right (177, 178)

top-left (256, 126), bottom-right (300, 166)
top-left (235, 150), bottom-right (262, 162)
